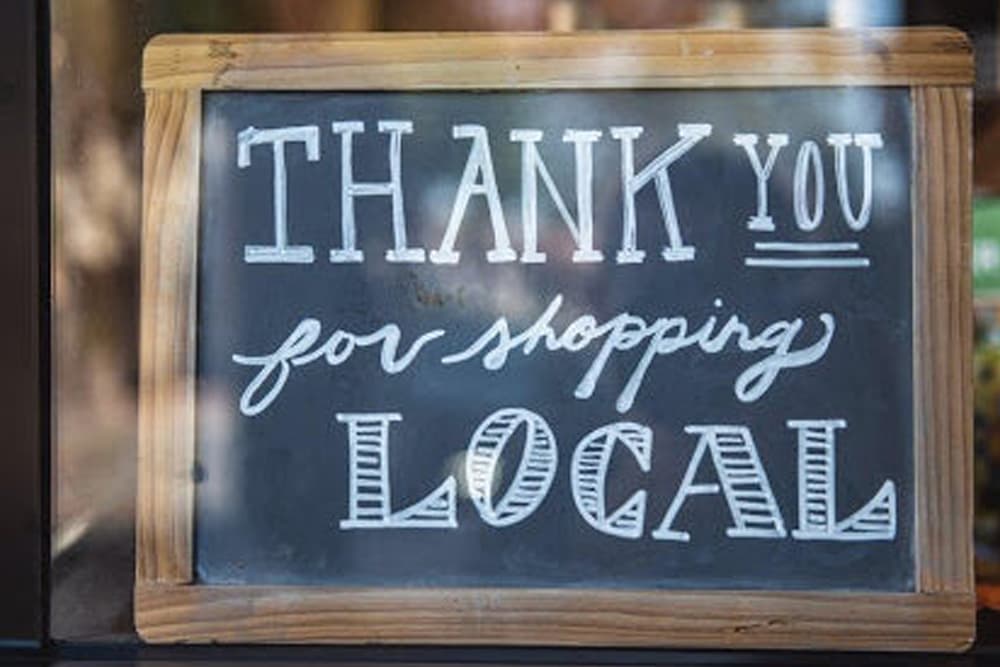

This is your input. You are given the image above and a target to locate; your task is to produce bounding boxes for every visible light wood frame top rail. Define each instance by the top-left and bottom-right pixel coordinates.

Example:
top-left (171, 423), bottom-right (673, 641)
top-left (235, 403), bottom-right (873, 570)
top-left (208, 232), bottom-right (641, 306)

top-left (143, 28), bottom-right (973, 91)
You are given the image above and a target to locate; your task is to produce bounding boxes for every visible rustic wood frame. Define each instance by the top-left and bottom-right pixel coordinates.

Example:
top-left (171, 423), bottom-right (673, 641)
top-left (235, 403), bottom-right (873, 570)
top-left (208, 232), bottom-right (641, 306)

top-left (137, 29), bottom-right (975, 650)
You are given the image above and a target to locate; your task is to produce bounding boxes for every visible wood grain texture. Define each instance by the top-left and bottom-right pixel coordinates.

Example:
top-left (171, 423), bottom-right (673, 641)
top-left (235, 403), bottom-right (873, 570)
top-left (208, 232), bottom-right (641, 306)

top-left (142, 28), bottom-right (973, 91)
top-left (135, 584), bottom-right (973, 650)
top-left (137, 89), bottom-right (200, 584)
top-left (913, 86), bottom-right (974, 596)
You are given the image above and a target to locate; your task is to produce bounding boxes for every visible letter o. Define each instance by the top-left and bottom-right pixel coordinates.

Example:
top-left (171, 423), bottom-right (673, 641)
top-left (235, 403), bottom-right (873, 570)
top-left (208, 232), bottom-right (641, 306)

top-left (793, 140), bottom-right (824, 231)
top-left (465, 407), bottom-right (558, 527)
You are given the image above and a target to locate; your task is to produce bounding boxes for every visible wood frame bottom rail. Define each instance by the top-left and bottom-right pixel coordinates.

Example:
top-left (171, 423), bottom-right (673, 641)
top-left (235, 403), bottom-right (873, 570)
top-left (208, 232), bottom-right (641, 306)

top-left (135, 584), bottom-right (974, 650)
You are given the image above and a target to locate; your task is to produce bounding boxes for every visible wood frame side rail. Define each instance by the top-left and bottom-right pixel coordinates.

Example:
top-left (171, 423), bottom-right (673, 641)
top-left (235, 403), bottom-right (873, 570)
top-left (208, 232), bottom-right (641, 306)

top-left (137, 29), bottom-right (975, 650)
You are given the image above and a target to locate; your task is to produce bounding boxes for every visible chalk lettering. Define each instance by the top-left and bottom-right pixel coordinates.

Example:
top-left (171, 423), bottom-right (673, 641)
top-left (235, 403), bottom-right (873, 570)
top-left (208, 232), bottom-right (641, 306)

top-left (330, 120), bottom-right (425, 263)
top-left (652, 424), bottom-right (786, 541)
top-left (337, 412), bottom-right (457, 529)
top-left (430, 125), bottom-right (516, 264)
top-left (733, 132), bottom-right (789, 231)
top-left (571, 422), bottom-right (651, 539)
top-left (237, 125), bottom-right (320, 263)
top-left (465, 408), bottom-right (558, 527)
top-left (828, 133), bottom-right (883, 231)
top-left (510, 128), bottom-right (604, 263)
top-left (610, 123), bottom-right (712, 263)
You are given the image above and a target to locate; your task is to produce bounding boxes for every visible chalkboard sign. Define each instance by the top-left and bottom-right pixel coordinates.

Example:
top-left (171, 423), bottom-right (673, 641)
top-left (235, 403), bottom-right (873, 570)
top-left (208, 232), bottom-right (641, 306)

top-left (137, 30), bottom-right (974, 650)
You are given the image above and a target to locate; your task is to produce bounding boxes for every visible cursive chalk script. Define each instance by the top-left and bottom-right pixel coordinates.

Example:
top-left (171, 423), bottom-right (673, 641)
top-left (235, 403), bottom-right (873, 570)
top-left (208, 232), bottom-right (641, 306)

top-left (232, 295), bottom-right (835, 417)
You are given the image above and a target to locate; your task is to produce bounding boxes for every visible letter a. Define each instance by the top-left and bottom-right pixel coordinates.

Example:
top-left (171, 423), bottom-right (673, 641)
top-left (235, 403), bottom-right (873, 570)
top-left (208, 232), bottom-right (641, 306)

top-left (430, 125), bottom-right (516, 264)
top-left (653, 425), bottom-right (785, 541)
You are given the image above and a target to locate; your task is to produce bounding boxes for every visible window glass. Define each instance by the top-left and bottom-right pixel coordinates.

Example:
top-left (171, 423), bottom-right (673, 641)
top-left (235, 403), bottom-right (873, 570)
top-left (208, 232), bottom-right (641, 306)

top-left (51, 0), bottom-right (994, 641)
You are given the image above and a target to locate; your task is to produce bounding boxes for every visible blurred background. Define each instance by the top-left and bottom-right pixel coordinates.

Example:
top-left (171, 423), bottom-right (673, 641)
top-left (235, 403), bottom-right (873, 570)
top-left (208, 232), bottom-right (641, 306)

top-left (51, 0), bottom-right (1000, 641)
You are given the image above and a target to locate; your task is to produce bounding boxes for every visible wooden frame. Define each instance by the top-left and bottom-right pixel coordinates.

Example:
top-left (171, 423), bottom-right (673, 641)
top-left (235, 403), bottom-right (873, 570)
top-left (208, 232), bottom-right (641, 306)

top-left (137, 29), bottom-right (975, 650)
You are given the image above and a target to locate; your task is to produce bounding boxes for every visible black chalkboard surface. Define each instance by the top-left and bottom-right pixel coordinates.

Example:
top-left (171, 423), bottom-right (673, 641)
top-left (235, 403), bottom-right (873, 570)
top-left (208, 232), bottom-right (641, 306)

top-left (194, 88), bottom-right (913, 592)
